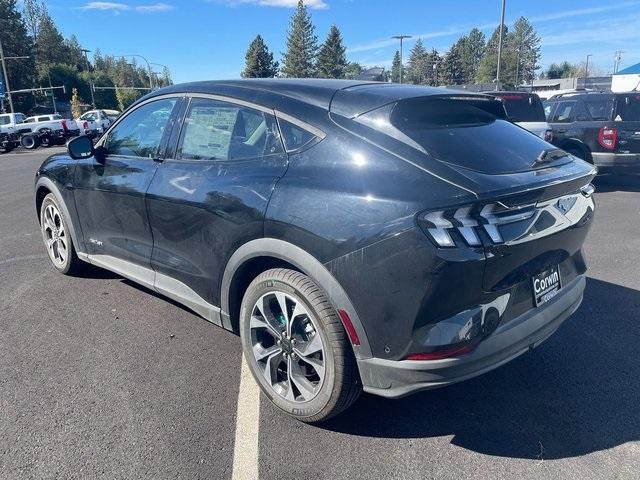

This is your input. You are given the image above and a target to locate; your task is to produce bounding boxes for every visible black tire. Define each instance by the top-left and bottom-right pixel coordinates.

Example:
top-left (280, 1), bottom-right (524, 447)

top-left (240, 268), bottom-right (361, 423)
top-left (40, 193), bottom-right (84, 275)
top-left (21, 134), bottom-right (39, 149)
top-left (565, 145), bottom-right (591, 163)
top-left (40, 133), bottom-right (52, 147)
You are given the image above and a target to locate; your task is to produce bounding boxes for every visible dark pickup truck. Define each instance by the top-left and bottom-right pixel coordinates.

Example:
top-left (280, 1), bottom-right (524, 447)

top-left (544, 91), bottom-right (640, 173)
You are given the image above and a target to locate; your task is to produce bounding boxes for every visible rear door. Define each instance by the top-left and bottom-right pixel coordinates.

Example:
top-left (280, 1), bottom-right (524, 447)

top-left (145, 95), bottom-right (288, 318)
top-left (614, 93), bottom-right (640, 153)
top-left (73, 96), bottom-right (181, 269)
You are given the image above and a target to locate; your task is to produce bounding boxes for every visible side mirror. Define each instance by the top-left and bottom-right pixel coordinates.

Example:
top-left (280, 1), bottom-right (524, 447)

top-left (67, 135), bottom-right (94, 160)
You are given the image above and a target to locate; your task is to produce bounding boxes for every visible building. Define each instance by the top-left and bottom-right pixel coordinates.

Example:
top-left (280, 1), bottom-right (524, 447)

top-left (612, 63), bottom-right (640, 92)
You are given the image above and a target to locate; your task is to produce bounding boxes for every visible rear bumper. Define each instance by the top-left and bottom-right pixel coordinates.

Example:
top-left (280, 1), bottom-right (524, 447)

top-left (592, 152), bottom-right (640, 173)
top-left (357, 274), bottom-right (585, 399)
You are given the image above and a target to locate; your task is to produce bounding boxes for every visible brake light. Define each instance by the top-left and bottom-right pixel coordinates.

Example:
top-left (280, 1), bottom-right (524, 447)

top-left (544, 129), bottom-right (553, 142)
top-left (497, 94), bottom-right (523, 100)
top-left (405, 343), bottom-right (475, 361)
top-left (61, 120), bottom-right (68, 132)
top-left (598, 127), bottom-right (617, 150)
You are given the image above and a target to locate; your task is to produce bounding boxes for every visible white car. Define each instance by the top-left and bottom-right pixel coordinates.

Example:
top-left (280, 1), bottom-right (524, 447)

top-left (76, 109), bottom-right (114, 138)
top-left (486, 92), bottom-right (553, 142)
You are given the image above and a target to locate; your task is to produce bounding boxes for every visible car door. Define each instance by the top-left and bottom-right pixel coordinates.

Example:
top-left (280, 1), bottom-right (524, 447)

top-left (73, 96), bottom-right (181, 271)
top-left (145, 95), bottom-right (288, 322)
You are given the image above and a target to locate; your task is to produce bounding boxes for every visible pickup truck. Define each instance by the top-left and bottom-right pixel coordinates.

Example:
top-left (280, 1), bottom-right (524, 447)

top-left (75, 109), bottom-right (114, 139)
top-left (0, 112), bottom-right (80, 149)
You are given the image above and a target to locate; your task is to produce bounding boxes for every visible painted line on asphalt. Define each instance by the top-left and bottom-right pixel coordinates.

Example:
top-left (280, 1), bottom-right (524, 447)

top-left (231, 354), bottom-right (261, 480)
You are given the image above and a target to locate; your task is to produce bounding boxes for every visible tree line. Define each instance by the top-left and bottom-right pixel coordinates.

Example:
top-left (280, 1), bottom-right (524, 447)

top-left (243, 0), bottom-right (545, 89)
top-left (0, 0), bottom-right (172, 114)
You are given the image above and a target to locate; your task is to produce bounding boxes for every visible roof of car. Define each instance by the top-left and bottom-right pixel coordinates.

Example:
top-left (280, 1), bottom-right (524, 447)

top-left (144, 79), bottom-right (487, 118)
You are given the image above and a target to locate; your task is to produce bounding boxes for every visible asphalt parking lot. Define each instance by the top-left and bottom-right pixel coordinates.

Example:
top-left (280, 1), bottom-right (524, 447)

top-left (1, 147), bottom-right (639, 480)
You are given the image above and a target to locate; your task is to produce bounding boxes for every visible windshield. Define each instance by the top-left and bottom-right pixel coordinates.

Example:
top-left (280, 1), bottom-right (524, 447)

top-left (495, 94), bottom-right (546, 122)
top-left (615, 94), bottom-right (640, 121)
top-left (0, 115), bottom-right (10, 126)
top-left (387, 97), bottom-right (569, 174)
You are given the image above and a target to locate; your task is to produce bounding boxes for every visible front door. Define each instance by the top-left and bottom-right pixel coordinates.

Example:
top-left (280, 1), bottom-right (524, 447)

top-left (73, 97), bottom-right (180, 269)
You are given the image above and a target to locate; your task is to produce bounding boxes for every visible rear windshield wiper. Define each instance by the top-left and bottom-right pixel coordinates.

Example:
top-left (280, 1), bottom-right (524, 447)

top-left (534, 148), bottom-right (570, 166)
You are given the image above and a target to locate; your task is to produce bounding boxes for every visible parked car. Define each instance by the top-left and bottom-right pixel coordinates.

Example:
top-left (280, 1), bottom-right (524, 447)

top-left (0, 114), bottom-right (20, 152)
top-left (35, 79), bottom-right (596, 422)
top-left (485, 91), bottom-right (553, 142)
top-left (76, 109), bottom-right (112, 138)
top-left (544, 91), bottom-right (640, 173)
top-left (103, 109), bottom-right (121, 124)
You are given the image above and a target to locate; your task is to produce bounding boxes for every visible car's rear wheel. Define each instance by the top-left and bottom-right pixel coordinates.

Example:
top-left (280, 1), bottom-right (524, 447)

top-left (240, 268), bottom-right (361, 422)
top-left (40, 193), bottom-right (83, 275)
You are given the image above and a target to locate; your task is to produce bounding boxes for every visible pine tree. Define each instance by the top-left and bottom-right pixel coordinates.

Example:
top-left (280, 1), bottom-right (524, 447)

top-left (476, 25), bottom-right (507, 84)
top-left (316, 25), bottom-right (347, 79)
top-left (391, 50), bottom-right (403, 83)
top-left (406, 39), bottom-right (429, 85)
top-left (281, 0), bottom-right (318, 78)
top-left (425, 48), bottom-right (441, 86)
top-left (442, 43), bottom-right (464, 85)
top-left (508, 17), bottom-right (540, 86)
top-left (344, 62), bottom-right (363, 79)
top-left (0, 0), bottom-right (36, 112)
top-left (460, 28), bottom-right (485, 84)
top-left (35, 12), bottom-right (68, 69)
top-left (241, 35), bottom-right (279, 78)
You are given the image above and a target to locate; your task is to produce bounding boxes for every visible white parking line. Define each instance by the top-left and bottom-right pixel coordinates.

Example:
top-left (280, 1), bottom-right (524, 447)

top-left (231, 355), bottom-right (261, 480)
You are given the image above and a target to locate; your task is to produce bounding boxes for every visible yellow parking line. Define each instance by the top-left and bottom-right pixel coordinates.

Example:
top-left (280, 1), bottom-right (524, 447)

top-left (231, 355), bottom-right (261, 480)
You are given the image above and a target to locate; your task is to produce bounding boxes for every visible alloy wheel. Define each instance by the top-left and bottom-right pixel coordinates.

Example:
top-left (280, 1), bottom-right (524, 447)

top-left (250, 291), bottom-right (326, 403)
top-left (42, 203), bottom-right (68, 267)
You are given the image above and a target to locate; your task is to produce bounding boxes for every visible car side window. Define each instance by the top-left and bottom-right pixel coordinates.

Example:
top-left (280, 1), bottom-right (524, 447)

top-left (278, 119), bottom-right (317, 151)
top-left (177, 98), bottom-right (282, 161)
top-left (551, 100), bottom-right (581, 123)
top-left (104, 98), bottom-right (177, 158)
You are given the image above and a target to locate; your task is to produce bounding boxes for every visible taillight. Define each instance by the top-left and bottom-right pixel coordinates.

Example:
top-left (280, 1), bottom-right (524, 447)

top-left (417, 203), bottom-right (535, 248)
top-left (544, 129), bottom-right (553, 142)
top-left (598, 127), bottom-right (617, 150)
top-left (61, 120), bottom-right (68, 132)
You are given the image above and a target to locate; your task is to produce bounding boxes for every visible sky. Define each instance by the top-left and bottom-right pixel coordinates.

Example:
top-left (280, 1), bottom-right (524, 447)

top-left (46, 0), bottom-right (640, 83)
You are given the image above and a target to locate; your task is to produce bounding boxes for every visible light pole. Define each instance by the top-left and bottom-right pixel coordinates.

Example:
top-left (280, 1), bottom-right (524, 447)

top-left (116, 54), bottom-right (154, 90)
top-left (391, 35), bottom-right (411, 83)
top-left (585, 54), bottom-right (593, 88)
top-left (81, 48), bottom-right (96, 108)
top-left (495, 0), bottom-right (506, 91)
top-left (0, 35), bottom-right (15, 113)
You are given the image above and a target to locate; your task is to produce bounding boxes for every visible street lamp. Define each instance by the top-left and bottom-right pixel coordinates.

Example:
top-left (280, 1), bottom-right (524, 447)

top-left (80, 48), bottom-right (96, 108)
top-left (391, 35), bottom-right (411, 83)
top-left (495, 0), bottom-right (506, 91)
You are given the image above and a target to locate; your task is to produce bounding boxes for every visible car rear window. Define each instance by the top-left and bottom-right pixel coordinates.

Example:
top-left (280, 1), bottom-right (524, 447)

top-left (614, 94), bottom-right (640, 121)
top-left (584, 98), bottom-right (613, 121)
top-left (387, 97), bottom-right (566, 174)
top-left (494, 94), bottom-right (545, 122)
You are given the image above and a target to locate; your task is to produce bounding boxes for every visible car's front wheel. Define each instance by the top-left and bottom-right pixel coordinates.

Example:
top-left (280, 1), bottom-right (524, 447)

top-left (40, 193), bottom-right (83, 275)
top-left (240, 268), bottom-right (361, 422)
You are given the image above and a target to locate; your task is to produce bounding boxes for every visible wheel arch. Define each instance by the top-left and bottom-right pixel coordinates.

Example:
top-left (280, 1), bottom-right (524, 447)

top-left (35, 177), bottom-right (83, 254)
top-left (559, 138), bottom-right (592, 163)
top-left (221, 238), bottom-right (372, 359)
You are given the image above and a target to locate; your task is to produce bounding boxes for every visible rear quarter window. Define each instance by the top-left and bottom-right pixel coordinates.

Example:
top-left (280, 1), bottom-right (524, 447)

top-left (615, 94), bottom-right (640, 121)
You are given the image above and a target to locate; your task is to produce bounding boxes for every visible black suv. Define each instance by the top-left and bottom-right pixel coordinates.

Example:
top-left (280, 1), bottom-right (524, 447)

top-left (35, 80), bottom-right (596, 422)
top-left (544, 91), bottom-right (640, 172)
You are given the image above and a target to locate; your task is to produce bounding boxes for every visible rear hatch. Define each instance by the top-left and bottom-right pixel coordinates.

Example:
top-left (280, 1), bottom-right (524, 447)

top-left (333, 90), bottom-right (596, 296)
top-left (613, 93), bottom-right (640, 153)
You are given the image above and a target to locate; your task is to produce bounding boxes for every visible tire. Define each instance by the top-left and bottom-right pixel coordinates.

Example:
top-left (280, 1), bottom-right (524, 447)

top-left (565, 145), bottom-right (590, 163)
top-left (40, 133), bottom-right (52, 147)
top-left (21, 134), bottom-right (39, 149)
top-left (40, 193), bottom-right (83, 275)
top-left (240, 268), bottom-right (361, 423)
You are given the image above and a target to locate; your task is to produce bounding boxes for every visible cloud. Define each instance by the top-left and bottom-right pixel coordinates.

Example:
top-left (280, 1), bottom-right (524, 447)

top-left (135, 2), bottom-right (174, 12)
top-left (79, 2), bottom-right (175, 13)
top-left (221, 0), bottom-right (328, 9)
top-left (347, 0), bottom-right (639, 54)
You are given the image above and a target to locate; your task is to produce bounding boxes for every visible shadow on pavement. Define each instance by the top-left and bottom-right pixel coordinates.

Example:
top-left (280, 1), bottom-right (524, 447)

top-left (593, 174), bottom-right (640, 193)
top-left (323, 277), bottom-right (640, 460)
